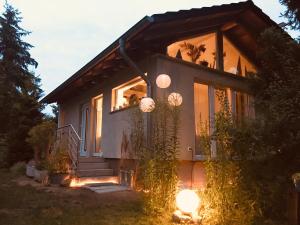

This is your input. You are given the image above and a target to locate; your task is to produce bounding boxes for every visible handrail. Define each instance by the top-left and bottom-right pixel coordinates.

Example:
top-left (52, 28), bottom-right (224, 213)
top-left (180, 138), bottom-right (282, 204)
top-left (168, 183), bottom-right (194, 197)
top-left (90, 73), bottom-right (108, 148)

top-left (55, 124), bottom-right (81, 176)
top-left (57, 124), bottom-right (81, 141)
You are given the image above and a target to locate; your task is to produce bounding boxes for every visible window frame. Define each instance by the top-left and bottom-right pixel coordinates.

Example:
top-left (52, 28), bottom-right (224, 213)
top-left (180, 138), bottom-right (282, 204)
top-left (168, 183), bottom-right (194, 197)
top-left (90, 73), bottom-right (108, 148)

top-left (111, 76), bottom-right (147, 113)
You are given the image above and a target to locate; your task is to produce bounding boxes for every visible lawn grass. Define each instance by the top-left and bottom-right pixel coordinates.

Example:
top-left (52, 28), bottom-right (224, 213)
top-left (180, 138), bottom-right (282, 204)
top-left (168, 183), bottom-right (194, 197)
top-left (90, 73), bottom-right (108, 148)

top-left (0, 170), bottom-right (175, 225)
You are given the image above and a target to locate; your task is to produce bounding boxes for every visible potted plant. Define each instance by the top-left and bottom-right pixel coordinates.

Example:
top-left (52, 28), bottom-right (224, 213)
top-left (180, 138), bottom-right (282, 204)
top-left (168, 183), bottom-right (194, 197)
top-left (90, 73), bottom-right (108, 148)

top-left (180, 42), bottom-right (206, 63)
top-left (200, 60), bottom-right (209, 67)
top-left (47, 146), bottom-right (71, 186)
top-left (292, 173), bottom-right (300, 191)
top-left (26, 160), bottom-right (36, 177)
top-left (33, 160), bottom-right (49, 185)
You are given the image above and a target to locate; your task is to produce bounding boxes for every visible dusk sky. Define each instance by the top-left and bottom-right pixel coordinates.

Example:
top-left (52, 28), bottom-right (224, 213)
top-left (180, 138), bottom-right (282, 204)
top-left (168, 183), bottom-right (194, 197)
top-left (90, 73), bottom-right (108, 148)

top-left (1, 0), bottom-right (299, 113)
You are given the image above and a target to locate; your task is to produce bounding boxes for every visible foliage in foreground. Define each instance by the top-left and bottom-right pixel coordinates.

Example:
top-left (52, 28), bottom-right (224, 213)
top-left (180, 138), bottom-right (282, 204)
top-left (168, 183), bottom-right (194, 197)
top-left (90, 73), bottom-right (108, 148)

top-left (131, 99), bottom-right (180, 215)
top-left (26, 120), bottom-right (57, 164)
top-left (250, 27), bottom-right (300, 224)
top-left (199, 28), bottom-right (300, 225)
top-left (0, 3), bottom-right (43, 166)
top-left (198, 91), bottom-right (262, 225)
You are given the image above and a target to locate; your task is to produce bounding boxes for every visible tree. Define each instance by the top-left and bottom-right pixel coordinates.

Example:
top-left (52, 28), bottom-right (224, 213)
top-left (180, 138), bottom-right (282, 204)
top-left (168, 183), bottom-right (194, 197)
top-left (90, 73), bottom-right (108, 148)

top-left (0, 3), bottom-right (43, 165)
top-left (254, 27), bottom-right (300, 162)
top-left (250, 27), bottom-right (300, 223)
top-left (51, 104), bottom-right (59, 124)
top-left (279, 0), bottom-right (300, 30)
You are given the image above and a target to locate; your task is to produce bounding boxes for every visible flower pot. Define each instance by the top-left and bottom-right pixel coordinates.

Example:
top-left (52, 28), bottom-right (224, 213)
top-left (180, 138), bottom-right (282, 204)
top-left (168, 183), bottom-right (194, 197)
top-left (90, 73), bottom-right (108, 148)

top-left (50, 173), bottom-right (69, 186)
top-left (26, 164), bottom-right (35, 177)
top-left (34, 169), bottom-right (49, 185)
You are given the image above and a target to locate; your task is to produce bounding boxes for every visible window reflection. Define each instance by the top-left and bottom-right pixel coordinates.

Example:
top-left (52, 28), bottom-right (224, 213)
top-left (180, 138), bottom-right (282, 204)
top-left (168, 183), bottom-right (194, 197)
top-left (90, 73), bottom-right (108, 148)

top-left (168, 33), bottom-right (216, 68)
top-left (235, 91), bottom-right (254, 121)
top-left (223, 36), bottom-right (256, 76)
top-left (111, 77), bottom-right (147, 111)
top-left (194, 83), bottom-right (210, 156)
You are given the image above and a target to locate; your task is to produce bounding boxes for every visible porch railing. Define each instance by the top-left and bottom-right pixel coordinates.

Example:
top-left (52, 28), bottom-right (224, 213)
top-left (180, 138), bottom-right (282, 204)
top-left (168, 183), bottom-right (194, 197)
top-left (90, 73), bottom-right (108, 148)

top-left (55, 124), bottom-right (81, 175)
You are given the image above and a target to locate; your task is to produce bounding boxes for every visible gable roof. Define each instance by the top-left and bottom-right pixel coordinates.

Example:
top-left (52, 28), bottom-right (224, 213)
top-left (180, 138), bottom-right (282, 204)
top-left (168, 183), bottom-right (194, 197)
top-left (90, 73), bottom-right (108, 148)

top-left (42, 0), bottom-right (279, 104)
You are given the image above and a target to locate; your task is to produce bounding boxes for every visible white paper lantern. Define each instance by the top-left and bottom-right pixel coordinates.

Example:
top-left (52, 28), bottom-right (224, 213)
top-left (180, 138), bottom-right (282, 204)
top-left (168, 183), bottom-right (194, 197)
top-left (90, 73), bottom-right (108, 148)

top-left (156, 74), bottom-right (171, 89)
top-left (139, 97), bottom-right (155, 112)
top-left (168, 92), bottom-right (183, 106)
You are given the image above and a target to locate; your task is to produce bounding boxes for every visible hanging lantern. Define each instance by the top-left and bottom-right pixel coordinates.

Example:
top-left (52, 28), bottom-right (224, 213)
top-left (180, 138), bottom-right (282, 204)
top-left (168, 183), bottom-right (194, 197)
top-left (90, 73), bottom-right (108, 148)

top-left (139, 97), bottom-right (155, 112)
top-left (168, 92), bottom-right (183, 106)
top-left (156, 74), bottom-right (171, 89)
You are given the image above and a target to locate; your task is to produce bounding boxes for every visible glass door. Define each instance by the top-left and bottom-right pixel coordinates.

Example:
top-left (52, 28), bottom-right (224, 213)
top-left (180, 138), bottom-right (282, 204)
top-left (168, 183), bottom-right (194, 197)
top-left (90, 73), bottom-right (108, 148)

top-left (80, 103), bottom-right (89, 156)
top-left (94, 96), bottom-right (103, 156)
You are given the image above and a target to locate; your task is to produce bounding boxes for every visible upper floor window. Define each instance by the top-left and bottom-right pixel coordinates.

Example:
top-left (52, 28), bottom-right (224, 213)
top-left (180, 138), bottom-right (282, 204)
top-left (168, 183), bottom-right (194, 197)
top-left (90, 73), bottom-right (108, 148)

top-left (111, 77), bottom-right (147, 111)
top-left (223, 36), bottom-right (256, 76)
top-left (167, 33), bottom-right (216, 68)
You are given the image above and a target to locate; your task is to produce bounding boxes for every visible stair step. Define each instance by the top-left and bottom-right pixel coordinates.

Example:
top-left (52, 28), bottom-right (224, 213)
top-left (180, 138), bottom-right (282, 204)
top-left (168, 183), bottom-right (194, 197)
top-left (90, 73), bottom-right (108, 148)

top-left (77, 168), bottom-right (114, 177)
top-left (70, 176), bottom-right (119, 187)
top-left (78, 162), bottom-right (109, 170)
top-left (78, 157), bottom-right (105, 163)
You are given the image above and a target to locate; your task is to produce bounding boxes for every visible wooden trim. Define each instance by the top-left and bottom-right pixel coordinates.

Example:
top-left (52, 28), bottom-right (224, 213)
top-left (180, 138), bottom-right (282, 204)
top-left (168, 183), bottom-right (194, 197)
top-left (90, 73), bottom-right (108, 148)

top-left (216, 29), bottom-right (224, 71)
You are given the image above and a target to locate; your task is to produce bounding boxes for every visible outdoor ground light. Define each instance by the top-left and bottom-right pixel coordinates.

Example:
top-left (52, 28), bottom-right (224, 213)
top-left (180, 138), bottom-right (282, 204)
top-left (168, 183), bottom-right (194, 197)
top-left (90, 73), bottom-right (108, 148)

top-left (139, 97), bottom-right (155, 112)
top-left (176, 189), bottom-right (200, 214)
top-left (168, 92), bottom-right (183, 106)
top-left (156, 74), bottom-right (171, 89)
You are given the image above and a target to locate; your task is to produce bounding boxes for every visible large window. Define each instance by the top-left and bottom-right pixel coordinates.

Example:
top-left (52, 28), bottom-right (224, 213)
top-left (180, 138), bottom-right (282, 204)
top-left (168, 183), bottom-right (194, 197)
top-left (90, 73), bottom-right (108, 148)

top-left (167, 33), bottom-right (216, 68)
top-left (234, 91), bottom-right (254, 121)
top-left (223, 36), bottom-right (256, 76)
top-left (214, 88), bottom-right (232, 113)
top-left (194, 82), bottom-right (253, 157)
top-left (111, 77), bottom-right (147, 111)
top-left (194, 83), bottom-right (210, 156)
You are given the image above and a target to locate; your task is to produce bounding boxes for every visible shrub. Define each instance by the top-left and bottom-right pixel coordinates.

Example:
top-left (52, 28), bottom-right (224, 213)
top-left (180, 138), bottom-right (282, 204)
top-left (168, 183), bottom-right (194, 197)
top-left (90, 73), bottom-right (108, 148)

top-left (132, 99), bottom-right (181, 215)
top-left (46, 145), bottom-right (70, 174)
top-left (199, 90), bottom-right (261, 225)
top-left (9, 161), bottom-right (26, 175)
top-left (26, 120), bottom-right (56, 164)
top-left (0, 135), bottom-right (8, 168)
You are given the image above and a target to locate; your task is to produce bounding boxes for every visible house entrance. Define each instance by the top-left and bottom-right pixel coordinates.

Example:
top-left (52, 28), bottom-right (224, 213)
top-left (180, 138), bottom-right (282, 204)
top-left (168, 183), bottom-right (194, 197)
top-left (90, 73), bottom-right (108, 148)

top-left (80, 103), bottom-right (89, 157)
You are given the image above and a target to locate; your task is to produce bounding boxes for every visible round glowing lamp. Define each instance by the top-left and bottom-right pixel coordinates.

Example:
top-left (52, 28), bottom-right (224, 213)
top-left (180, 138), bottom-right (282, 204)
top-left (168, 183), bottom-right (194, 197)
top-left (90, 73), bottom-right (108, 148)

top-left (168, 92), bottom-right (183, 106)
top-left (139, 97), bottom-right (155, 112)
top-left (176, 189), bottom-right (200, 214)
top-left (156, 74), bottom-right (171, 89)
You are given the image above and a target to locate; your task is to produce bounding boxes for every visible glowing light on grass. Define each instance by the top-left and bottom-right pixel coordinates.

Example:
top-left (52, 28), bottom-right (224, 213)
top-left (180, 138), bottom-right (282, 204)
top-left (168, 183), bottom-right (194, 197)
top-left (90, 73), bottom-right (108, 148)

top-left (176, 189), bottom-right (200, 214)
top-left (69, 177), bottom-right (118, 187)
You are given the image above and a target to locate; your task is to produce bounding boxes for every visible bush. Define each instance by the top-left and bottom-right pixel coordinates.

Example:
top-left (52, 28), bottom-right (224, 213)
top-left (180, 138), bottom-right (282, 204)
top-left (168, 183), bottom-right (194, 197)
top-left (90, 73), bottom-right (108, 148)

top-left (0, 135), bottom-right (8, 168)
top-left (9, 161), bottom-right (26, 175)
top-left (199, 90), bottom-right (261, 225)
top-left (26, 120), bottom-right (56, 164)
top-left (46, 145), bottom-right (70, 174)
top-left (132, 99), bottom-right (181, 215)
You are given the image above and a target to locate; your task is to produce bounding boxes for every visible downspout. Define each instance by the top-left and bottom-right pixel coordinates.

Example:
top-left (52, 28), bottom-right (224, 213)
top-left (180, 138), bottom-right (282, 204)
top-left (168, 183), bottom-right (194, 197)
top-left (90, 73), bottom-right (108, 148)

top-left (119, 38), bottom-right (152, 97)
top-left (118, 37), bottom-right (152, 149)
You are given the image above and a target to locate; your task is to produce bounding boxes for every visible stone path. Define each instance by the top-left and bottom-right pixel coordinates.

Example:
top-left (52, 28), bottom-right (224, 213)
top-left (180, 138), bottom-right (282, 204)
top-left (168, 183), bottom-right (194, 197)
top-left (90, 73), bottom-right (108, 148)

top-left (83, 183), bottom-right (131, 194)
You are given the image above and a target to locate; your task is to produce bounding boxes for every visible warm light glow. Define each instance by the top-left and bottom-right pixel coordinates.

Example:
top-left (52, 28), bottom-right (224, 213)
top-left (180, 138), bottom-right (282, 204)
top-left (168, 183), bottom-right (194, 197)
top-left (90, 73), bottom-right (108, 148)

top-left (112, 77), bottom-right (146, 111)
top-left (168, 92), bottom-right (183, 106)
top-left (69, 177), bottom-right (118, 187)
top-left (176, 189), bottom-right (200, 214)
top-left (140, 97), bottom-right (155, 112)
top-left (156, 74), bottom-right (171, 88)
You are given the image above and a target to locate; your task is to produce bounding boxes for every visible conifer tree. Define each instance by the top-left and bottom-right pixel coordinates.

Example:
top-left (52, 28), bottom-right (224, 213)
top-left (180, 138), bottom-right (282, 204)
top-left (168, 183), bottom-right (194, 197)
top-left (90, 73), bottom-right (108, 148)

top-left (0, 3), bottom-right (43, 165)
